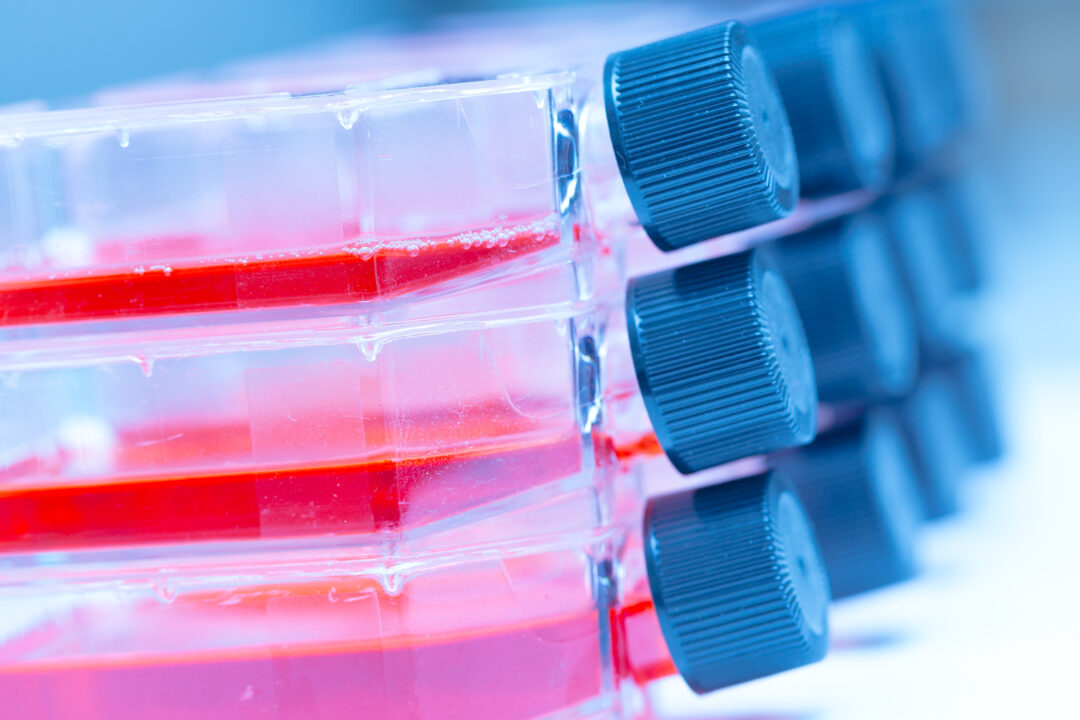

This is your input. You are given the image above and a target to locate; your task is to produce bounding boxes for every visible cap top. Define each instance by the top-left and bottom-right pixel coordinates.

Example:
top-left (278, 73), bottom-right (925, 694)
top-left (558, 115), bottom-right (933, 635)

top-left (935, 349), bottom-right (1004, 463)
top-left (852, 1), bottom-right (959, 169)
top-left (777, 489), bottom-right (830, 635)
top-left (829, 20), bottom-right (893, 183)
top-left (604, 21), bottom-right (799, 251)
top-left (768, 214), bottom-right (917, 402)
top-left (742, 44), bottom-right (798, 191)
top-left (752, 9), bottom-right (893, 195)
top-left (762, 267), bottom-right (816, 418)
top-left (883, 190), bottom-right (961, 349)
top-left (627, 249), bottom-right (818, 474)
top-left (775, 410), bottom-right (922, 598)
top-left (644, 471), bottom-right (831, 693)
top-left (868, 413), bottom-right (923, 573)
top-left (901, 374), bottom-right (970, 518)
top-left (847, 214), bottom-right (919, 394)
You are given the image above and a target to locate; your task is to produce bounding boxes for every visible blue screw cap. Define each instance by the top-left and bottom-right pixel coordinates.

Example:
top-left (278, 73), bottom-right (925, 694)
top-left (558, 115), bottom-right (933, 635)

top-left (644, 471), bottom-right (831, 693)
top-left (767, 212), bottom-right (918, 402)
top-left (605, 21), bottom-right (799, 252)
top-left (878, 189), bottom-right (963, 352)
top-left (752, 9), bottom-right (894, 196)
top-left (627, 249), bottom-right (818, 474)
top-left (932, 348), bottom-right (1004, 464)
top-left (932, 176), bottom-right (988, 293)
top-left (895, 372), bottom-right (971, 518)
top-left (773, 410), bottom-right (922, 599)
top-left (849, 0), bottom-right (963, 172)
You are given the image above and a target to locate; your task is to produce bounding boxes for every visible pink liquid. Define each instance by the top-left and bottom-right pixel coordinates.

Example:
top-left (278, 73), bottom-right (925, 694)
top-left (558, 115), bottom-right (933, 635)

top-left (0, 571), bottom-right (610, 719)
top-left (0, 567), bottom-right (681, 719)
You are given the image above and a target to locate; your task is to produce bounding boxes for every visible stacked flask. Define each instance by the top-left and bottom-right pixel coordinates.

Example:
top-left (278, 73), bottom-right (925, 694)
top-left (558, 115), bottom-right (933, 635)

top-left (0, 1), bottom-right (1002, 718)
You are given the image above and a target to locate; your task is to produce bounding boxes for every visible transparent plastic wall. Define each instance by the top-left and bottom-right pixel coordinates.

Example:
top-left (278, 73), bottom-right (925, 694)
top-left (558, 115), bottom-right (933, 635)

top-left (0, 312), bottom-right (612, 553)
top-left (0, 513), bottom-right (628, 719)
top-left (0, 5), bottom-right (853, 717)
top-left (0, 52), bottom-right (665, 718)
top-left (0, 73), bottom-right (584, 327)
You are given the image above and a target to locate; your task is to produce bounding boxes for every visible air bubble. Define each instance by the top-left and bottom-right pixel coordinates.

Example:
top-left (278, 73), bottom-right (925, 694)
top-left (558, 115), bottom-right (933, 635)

top-left (406, 243), bottom-right (420, 257)
top-left (116, 128), bottom-right (131, 148)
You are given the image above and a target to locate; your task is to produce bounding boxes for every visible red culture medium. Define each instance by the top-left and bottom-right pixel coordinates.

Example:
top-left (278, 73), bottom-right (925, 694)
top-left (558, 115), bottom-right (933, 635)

top-left (0, 213), bottom-right (690, 717)
top-left (0, 420), bottom-right (589, 552)
top-left (0, 218), bottom-right (560, 325)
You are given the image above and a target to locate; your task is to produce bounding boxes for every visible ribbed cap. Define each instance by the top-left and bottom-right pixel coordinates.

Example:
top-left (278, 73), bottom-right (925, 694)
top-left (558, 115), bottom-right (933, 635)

top-left (931, 348), bottom-right (1004, 464)
top-left (932, 175), bottom-right (988, 293)
top-left (878, 189), bottom-right (962, 353)
top-left (644, 471), bottom-right (830, 693)
top-left (768, 213), bottom-right (918, 402)
top-left (627, 249), bottom-right (817, 474)
top-left (753, 9), bottom-right (894, 196)
top-left (895, 372), bottom-right (971, 519)
top-left (605, 21), bottom-right (799, 252)
top-left (773, 410), bottom-right (922, 599)
top-left (848, 0), bottom-right (963, 172)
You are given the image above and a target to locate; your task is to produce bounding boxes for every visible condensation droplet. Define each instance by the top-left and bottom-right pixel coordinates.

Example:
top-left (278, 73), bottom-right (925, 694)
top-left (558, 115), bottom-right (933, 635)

top-left (132, 355), bottom-right (155, 378)
top-left (381, 572), bottom-right (404, 597)
top-left (335, 107), bottom-right (360, 130)
top-left (355, 338), bottom-right (383, 362)
top-left (153, 578), bottom-right (178, 605)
